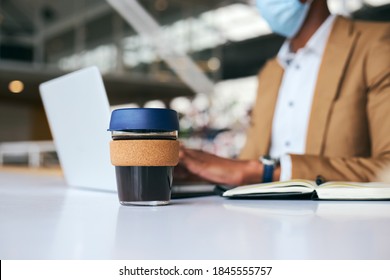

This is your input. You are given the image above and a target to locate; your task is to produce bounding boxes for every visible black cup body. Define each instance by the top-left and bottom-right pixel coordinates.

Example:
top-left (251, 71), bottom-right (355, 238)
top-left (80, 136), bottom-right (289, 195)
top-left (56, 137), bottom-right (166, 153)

top-left (115, 166), bottom-right (173, 205)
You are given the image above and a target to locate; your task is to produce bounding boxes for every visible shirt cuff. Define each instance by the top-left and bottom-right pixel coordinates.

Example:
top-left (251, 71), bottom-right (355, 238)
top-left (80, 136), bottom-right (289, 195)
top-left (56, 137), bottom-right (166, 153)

top-left (279, 154), bottom-right (292, 181)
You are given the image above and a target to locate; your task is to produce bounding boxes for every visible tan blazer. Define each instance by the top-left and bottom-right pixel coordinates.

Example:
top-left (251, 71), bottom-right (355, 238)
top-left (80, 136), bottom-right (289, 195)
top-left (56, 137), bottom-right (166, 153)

top-left (239, 16), bottom-right (390, 182)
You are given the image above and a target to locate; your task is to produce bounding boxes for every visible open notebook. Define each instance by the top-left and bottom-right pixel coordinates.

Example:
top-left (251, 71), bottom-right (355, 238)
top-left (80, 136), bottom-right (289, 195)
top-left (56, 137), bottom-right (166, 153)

top-left (222, 179), bottom-right (390, 200)
top-left (40, 66), bottom-right (215, 197)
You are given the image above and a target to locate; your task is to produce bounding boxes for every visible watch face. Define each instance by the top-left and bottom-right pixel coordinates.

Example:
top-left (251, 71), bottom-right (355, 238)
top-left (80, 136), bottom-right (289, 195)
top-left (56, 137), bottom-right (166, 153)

top-left (261, 155), bottom-right (277, 166)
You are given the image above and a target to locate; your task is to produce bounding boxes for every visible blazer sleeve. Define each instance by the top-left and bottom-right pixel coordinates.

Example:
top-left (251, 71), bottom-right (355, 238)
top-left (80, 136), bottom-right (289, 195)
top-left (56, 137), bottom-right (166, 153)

top-left (290, 25), bottom-right (390, 182)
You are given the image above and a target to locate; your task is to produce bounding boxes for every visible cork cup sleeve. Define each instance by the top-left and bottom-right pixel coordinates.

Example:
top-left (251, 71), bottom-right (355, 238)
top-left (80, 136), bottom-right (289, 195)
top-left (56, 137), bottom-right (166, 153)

top-left (110, 139), bottom-right (179, 166)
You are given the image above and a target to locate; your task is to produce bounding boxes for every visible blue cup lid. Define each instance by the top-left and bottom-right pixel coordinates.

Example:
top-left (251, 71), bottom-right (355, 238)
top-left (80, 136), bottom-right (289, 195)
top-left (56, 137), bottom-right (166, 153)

top-left (108, 108), bottom-right (179, 131)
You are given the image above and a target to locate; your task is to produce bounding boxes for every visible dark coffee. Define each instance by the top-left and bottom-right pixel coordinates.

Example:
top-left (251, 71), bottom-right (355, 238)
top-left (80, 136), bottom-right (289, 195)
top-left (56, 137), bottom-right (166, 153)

top-left (115, 166), bottom-right (173, 204)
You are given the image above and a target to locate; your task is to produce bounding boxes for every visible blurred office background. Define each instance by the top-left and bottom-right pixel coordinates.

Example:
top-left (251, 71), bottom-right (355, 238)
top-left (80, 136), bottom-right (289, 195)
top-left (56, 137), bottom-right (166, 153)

top-left (0, 0), bottom-right (389, 168)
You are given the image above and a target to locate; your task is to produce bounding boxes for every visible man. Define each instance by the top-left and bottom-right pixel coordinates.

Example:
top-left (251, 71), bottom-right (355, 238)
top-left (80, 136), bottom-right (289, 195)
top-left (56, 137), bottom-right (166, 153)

top-left (179, 0), bottom-right (390, 186)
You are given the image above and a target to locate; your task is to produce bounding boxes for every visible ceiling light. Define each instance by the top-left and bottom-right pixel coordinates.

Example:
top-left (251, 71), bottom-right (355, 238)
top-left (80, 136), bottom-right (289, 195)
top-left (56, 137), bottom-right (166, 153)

top-left (208, 57), bottom-right (221, 71)
top-left (8, 80), bottom-right (24, 94)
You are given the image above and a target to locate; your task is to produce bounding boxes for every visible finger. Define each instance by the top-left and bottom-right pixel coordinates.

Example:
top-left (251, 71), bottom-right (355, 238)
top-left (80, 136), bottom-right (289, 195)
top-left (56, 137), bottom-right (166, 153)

top-left (179, 148), bottom-right (185, 159)
top-left (180, 150), bottom-right (206, 175)
top-left (178, 145), bottom-right (193, 160)
top-left (182, 148), bottom-right (211, 163)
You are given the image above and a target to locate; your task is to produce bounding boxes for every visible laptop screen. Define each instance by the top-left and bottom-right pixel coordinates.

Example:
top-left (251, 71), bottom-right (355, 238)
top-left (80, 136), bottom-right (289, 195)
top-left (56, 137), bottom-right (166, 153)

top-left (39, 66), bottom-right (116, 191)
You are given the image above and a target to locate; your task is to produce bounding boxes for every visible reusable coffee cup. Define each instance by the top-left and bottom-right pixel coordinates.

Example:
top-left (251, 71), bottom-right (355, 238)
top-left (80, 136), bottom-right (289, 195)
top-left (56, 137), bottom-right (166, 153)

top-left (108, 108), bottom-right (179, 206)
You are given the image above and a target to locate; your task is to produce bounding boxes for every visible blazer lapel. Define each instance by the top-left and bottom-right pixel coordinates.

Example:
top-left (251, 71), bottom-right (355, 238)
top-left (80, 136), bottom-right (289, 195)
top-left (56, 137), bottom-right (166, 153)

top-left (257, 59), bottom-right (284, 154)
top-left (305, 16), bottom-right (360, 155)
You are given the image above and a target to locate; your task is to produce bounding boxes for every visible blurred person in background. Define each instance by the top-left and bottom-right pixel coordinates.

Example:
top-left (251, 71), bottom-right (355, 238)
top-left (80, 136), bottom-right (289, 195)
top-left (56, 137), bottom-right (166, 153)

top-left (178, 0), bottom-right (390, 185)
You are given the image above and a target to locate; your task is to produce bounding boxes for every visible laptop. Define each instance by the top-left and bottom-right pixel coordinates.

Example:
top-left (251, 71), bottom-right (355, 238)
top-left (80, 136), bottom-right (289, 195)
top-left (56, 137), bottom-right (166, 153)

top-left (40, 66), bottom-right (216, 197)
top-left (40, 66), bottom-right (116, 191)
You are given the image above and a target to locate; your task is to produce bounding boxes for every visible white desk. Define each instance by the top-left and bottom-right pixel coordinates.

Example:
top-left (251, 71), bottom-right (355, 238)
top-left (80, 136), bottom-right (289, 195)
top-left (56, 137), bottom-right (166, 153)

top-left (1, 170), bottom-right (389, 260)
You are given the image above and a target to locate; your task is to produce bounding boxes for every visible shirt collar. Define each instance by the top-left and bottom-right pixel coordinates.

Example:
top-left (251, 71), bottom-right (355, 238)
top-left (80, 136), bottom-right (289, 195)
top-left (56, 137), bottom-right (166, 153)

top-left (277, 14), bottom-right (336, 68)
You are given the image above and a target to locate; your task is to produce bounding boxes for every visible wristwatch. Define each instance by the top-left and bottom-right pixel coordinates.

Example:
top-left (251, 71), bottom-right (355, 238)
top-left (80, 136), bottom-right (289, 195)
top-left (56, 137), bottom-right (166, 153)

top-left (259, 155), bottom-right (279, 183)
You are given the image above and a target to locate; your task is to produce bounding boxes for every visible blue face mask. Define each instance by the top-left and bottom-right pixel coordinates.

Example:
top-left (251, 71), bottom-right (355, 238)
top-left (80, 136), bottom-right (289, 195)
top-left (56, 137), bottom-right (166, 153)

top-left (256, 0), bottom-right (312, 38)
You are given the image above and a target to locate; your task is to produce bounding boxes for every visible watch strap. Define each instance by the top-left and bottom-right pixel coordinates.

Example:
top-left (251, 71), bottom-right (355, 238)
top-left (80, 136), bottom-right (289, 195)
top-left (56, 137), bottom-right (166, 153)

top-left (260, 155), bottom-right (279, 183)
top-left (262, 163), bottom-right (274, 183)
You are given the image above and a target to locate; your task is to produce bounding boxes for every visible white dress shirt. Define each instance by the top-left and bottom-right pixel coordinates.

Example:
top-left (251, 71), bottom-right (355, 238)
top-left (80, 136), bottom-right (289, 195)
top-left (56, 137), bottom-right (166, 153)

top-left (269, 15), bottom-right (336, 180)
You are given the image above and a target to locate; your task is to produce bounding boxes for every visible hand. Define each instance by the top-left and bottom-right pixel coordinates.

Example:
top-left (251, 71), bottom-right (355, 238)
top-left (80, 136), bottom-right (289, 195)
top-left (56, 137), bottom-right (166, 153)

top-left (179, 147), bottom-right (264, 186)
top-left (173, 162), bottom-right (207, 184)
